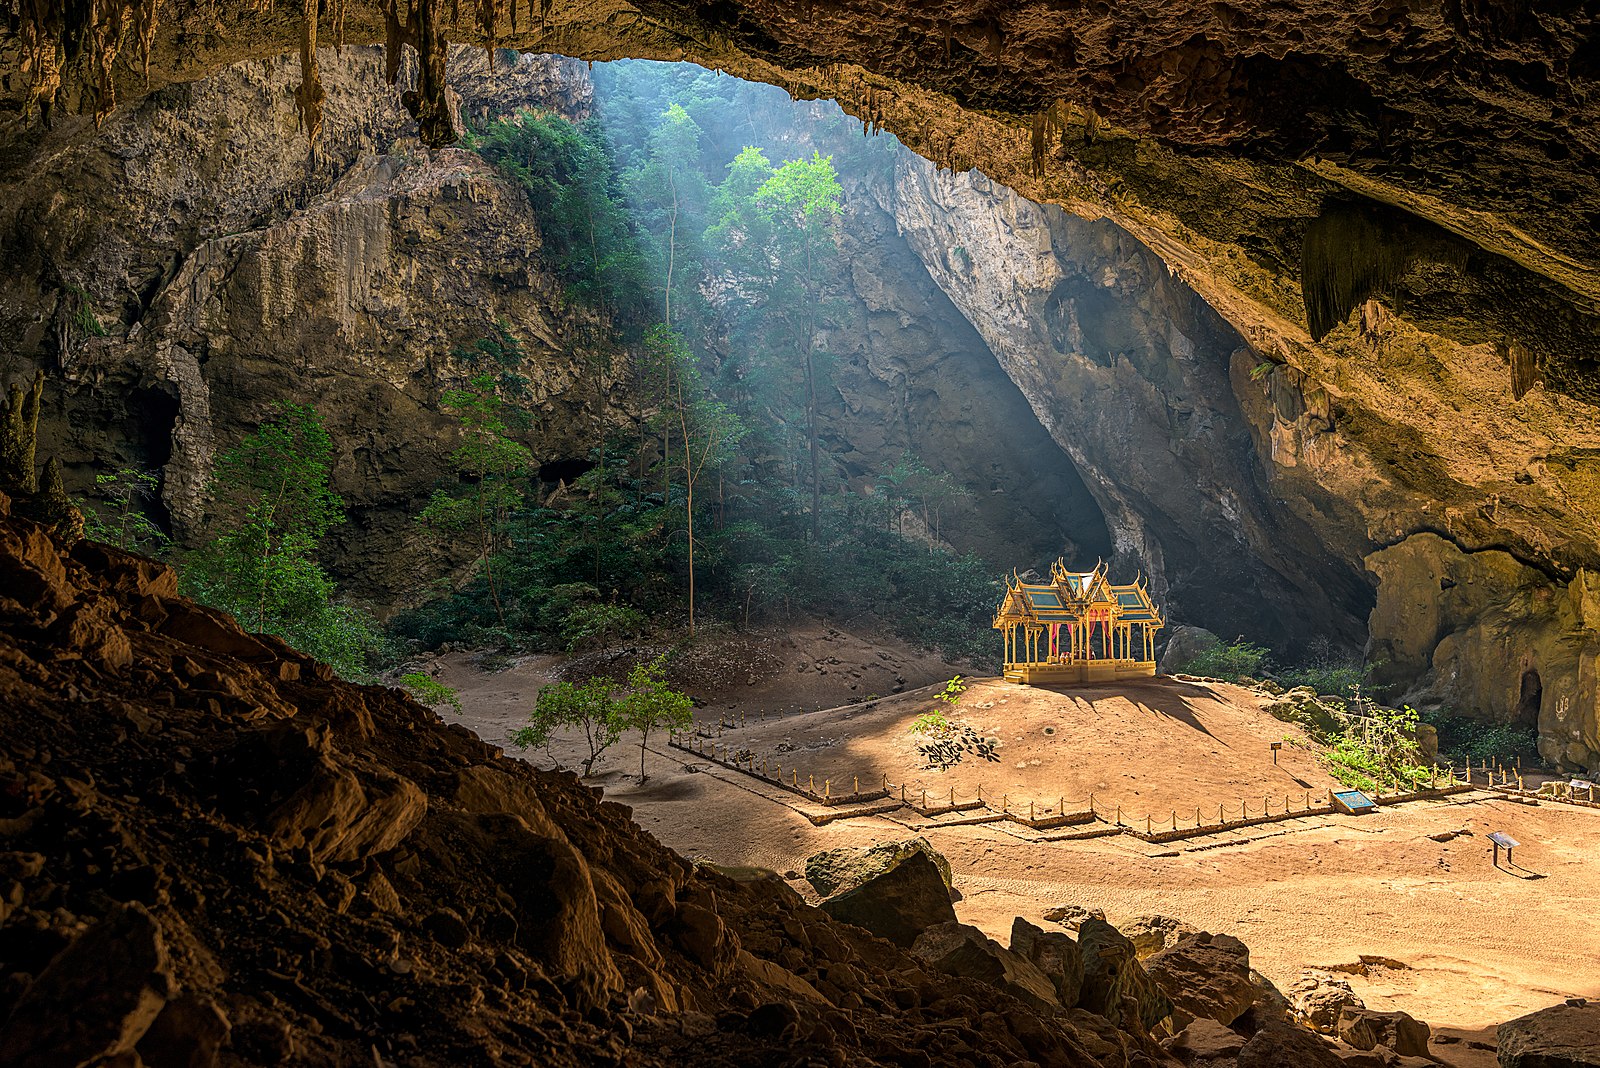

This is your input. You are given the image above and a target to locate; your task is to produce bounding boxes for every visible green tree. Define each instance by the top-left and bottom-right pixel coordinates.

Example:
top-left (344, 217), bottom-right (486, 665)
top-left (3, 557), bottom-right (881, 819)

top-left (626, 103), bottom-right (710, 326)
top-left (420, 372), bottom-right (535, 631)
top-left (184, 402), bottom-right (379, 678)
top-left (78, 466), bottom-right (169, 555)
top-left (619, 655), bottom-right (693, 781)
top-left (511, 676), bottom-right (626, 776)
top-left (647, 325), bottom-right (746, 632)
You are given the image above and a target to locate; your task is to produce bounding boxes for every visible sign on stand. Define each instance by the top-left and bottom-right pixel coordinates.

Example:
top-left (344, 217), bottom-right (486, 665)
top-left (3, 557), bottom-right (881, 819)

top-left (1331, 789), bottom-right (1377, 815)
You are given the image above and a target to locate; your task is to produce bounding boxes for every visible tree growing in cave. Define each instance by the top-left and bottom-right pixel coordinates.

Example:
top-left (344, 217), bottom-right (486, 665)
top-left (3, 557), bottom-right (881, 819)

top-left (419, 373), bottom-right (535, 631)
top-left (647, 325), bottom-right (746, 633)
top-left (184, 402), bottom-right (379, 678)
top-left (705, 149), bottom-right (844, 539)
top-left (619, 655), bottom-right (692, 782)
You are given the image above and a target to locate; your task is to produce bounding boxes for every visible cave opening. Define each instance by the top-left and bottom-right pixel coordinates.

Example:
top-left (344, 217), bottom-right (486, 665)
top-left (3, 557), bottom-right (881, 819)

top-left (1517, 668), bottom-right (1543, 728)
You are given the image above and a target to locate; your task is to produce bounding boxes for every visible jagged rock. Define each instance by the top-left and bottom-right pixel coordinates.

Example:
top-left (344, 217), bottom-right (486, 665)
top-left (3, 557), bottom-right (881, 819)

top-left (255, 725), bottom-right (427, 864)
top-left (1121, 914), bottom-right (1199, 959)
top-left (135, 994), bottom-right (230, 1068)
top-left (818, 850), bottom-right (956, 948)
top-left (1160, 626), bottom-right (1224, 674)
top-left (1165, 1016), bottom-right (1246, 1062)
top-left (0, 902), bottom-right (173, 1068)
top-left (1011, 917), bottom-right (1084, 1008)
top-left (1044, 903), bottom-right (1105, 929)
top-left (1146, 932), bottom-right (1257, 1028)
top-left (910, 922), bottom-right (1061, 1013)
top-left (1335, 1006), bottom-right (1430, 1058)
top-left (805, 836), bottom-right (953, 896)
top-left (1237, 1021), bottom-right (1345, 1067)
top-left (1078, 917), bottom-right (1172, 1032)
top-left (1289, 970), bottom-right (1365, 1033)
top-left (1496, 1002), bottom-right (1600, 1068)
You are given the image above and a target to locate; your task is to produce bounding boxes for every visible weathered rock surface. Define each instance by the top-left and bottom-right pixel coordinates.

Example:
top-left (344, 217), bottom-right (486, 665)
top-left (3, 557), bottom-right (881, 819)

top-left (1335, 1006), bottom-right (1431, 1059)
top-left (1078, 916), bottom-right (1172, 1033)
top-left (1160, 628), bottom-right (1224, 676)
top-left (804, 836), bottom-right (952, 897)
top-left (817, 850), bottom-right (956, 948)
top-left (1146, 932), bottom-right (1257, 1028)
top-left (1289, 970), bottom-right (1366, 1034)
top-left (1165, 1016), bottom-right (1246, 1063)
top-left (1121, 913), bottom-right (1200, 960)
top-left (1011, 917), bottom-right (1085, 1009)
top-left (1497, 1002), bottom-right (1600, 1068)
top-left (0, 486), bottom-right (1234, 1065)
top-left (911, 921), bottom-right (1062, 1013)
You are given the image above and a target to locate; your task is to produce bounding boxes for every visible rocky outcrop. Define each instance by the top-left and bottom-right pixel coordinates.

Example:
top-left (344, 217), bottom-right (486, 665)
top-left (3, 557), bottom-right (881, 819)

top-left (2, 47), bottom-right (613, 610)
top-left (1335, 1006), bottom-right (1431, 1059)
top-left (1497, 1002), bottom-right (1600, 1068)
top-left (885, 158), bottom-right (1373, 649)
top-left (0, 479), bottom-right (1263, 1067)
top-left (1368, 533), bottom-right (1600, 772)
top-left (803, 836), bottom-right (951, 897)
top-left (1145, 932), bottom-right (1257, 1028)
top-left (1077, 916), bottom-right (1172, 1033)
top-left (911, 921), bottom-right (1062, 1014)
top-left (816, 850), bottom-right (956, 948)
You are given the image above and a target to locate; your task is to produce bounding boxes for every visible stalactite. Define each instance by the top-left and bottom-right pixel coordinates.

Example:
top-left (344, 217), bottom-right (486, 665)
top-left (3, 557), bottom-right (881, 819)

top-left (0, 370), bottom-right (45, 497)
top-left (1029, 102), bottom-right (1068, 178)
top-left (294, 0), bottom-right (326, 142)
top-left (1301, 201), bottom-right (1419, 340)
top-left (380, 0), bottom-right (459, 147)
top-left (1506, 338), bottom-right (1540, 399)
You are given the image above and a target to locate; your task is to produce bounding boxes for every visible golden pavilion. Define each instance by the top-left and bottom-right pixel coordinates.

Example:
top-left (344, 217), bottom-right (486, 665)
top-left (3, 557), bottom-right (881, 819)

top-left (994, 560), bottom-right (1164, 685)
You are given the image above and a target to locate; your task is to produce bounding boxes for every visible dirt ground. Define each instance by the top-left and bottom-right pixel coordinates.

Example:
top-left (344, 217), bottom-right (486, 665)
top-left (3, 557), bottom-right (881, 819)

top-left (412, 628), bottom-right (1600, 1068)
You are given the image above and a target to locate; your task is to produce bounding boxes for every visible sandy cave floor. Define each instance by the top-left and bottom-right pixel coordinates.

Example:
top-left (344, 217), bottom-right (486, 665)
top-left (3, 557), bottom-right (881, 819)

top-left (410, 624), bottom-right (1600, 1067)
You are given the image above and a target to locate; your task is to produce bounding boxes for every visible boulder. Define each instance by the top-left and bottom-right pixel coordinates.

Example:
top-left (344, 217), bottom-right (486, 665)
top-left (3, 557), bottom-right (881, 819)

top-left (1010, 917), bottom-right (1084, 1008)
top-left (1237, 1021), bottom-right (1345, 1067)
top-left (1165, 1017), bottom-right (1246, 1062)
top-left (136, 995), bottom-right (231, 1068)
top-left (1121, 914), bottom-right (1200, 959)
top-left (1289, 970), bottom-right (1365, 1032)
top-left (818, 851), bottom-right (955, 948)
top-left (1160, 626), bottom-right (1223, 674)
top-left (0, 902), bottom-right (174, 1068)
top-left (1077, 917), bottom-right (1172, 1032)
top-left (1146, 932), bottom-right (1257, 1027)
top-left (805, 837), bottom-right (952, 897)
top-left (1043, 903), bottom-right (1105, 929)
top-left (1497, 1002), bottom-right (1600, 1067)
top-left (911, 922), bottom-right (1061, 1013)
top-left (1336, 1006), bottom-right (1430, 1058)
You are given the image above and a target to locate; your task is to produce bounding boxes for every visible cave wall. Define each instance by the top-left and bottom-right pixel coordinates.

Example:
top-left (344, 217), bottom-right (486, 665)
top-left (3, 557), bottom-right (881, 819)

top-left (1, 47), bottom-right (621, 610)
top-left (879, 159), bottom-right (1372, 650)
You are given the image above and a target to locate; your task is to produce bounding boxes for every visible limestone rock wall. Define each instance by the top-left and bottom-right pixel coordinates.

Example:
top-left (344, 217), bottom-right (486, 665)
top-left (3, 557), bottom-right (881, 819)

top-left (1, 47), bottom-right (613, 610)
top-left (1367, 534), bottom-right (1600, 773)
top-left (882, 159), bottom-right (1373, 649)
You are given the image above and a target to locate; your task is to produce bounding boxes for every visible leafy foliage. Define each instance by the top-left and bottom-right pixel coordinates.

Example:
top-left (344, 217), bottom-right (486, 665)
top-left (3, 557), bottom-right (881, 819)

top-left (510, 677), bottom-right (623, 775)
top-left (77, 466), bottom-right (168, 555)
top-left (182, 403), bottom-right (386, 681)
top-left (1421, 710), bottom-right (1540, 764)
top-left (1316, 704), bottom-right (1433, 792)
top-left (619, 655), bottom-right (693, 781)
top-left (1174, 637), bottom-right (1268, 681)
top-left (399, 672), bottom-right (463, 713)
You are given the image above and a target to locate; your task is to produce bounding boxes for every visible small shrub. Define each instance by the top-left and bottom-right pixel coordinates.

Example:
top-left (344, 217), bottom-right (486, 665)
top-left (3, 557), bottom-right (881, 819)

top-left (561, 602), bottom-right (647, 652)
top-left (910, 710), bottom-right (949, 735)
top-left (1177, 638), bottom-right (1267, 681)
top-left (399, 672), bottom-right (462, 713)
top-left (1421, 710), bottom-right (1539, 764)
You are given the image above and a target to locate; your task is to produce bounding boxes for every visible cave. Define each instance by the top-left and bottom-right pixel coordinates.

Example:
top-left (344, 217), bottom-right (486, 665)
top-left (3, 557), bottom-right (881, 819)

top-left (4, 3), bottom-right (1600, 1065)
top-left (1517, 668), bottom-right (1543, 729)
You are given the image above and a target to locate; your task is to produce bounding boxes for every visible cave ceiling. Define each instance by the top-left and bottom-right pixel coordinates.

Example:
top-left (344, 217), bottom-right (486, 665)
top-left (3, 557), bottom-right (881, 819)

top-left (4, 1), bottom-right (1596, 398)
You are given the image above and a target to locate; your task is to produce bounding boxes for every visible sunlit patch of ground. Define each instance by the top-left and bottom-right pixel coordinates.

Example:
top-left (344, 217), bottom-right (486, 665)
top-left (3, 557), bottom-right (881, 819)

top-left (435, 632), bottom-right (1600, 1067)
